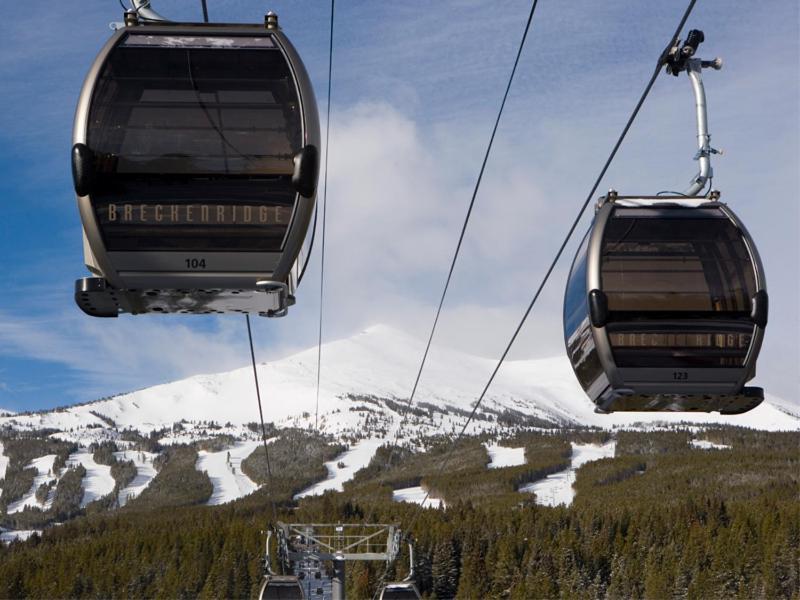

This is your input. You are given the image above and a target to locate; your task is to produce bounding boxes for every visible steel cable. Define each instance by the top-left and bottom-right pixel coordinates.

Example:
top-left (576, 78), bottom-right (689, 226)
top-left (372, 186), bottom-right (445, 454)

top-left (371, 2), bottom-right (542, 596)
top-left (245, 315), bottom-right (280, 535)
top-left (406, 0), bottom-right (541, 408)
top-left (314, 0), bottom-right (336, 431)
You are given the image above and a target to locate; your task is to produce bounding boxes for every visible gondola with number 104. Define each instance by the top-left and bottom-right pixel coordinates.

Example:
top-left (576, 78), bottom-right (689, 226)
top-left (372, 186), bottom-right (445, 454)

top-left (73, 10), bottom-right (319, 317)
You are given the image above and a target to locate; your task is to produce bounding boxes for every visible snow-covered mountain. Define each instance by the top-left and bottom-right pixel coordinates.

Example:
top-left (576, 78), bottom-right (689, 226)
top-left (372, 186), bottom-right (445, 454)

top-left (1, 324), bottom-right (798, 442)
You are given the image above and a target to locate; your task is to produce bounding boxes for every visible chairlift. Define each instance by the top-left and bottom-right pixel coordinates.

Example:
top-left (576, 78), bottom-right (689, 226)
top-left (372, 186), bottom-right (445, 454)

top-left (73, 9), bottom-right (319, 318)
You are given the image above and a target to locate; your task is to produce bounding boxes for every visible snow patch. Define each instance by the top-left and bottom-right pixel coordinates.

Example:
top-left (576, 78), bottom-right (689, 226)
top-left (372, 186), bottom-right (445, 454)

top-left (6, 455), bottom-right (59, 514)
top-left (485, 443), bottom-right (526, 469)
top-left (196, 441), bottom-right (261, 505)
top-left (392, 486), bottom-right (446, 509)
top-left (690, 439), bottom-right (731, 450)
top-left (67, 450), bottom-right (115, 508)
top-left (113, 450), bottom-right (158, 506)
top-left (0, 441), bottom-right (9, 488)
top-left (0, 527), bottom-right (40, 544)
top-left (521, 441), bottom-right (616, 507)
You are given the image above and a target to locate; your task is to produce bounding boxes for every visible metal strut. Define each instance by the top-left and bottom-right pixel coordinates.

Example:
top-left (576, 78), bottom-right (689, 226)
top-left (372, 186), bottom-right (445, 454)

top-left (131, 0), bottom-right (169, 21)
top-left (665, 30), bottom-right (723, 196)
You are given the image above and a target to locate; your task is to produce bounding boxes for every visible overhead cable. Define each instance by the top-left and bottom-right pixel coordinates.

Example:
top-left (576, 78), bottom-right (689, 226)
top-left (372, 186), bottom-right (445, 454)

top-left (372, 4), bottom-right (542, 596)
top-left (314, 0), bottom-right (336, 431)
top-left (406, 0), bottom-right (541, 407)
top-left (245, 315), bottom-right (280, 529)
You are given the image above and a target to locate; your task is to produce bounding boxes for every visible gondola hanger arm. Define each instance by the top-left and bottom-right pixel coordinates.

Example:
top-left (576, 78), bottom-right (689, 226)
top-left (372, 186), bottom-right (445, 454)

top-left (131, 0), bottom-right (169, 22)
top-left (664, 30), bottom-right (724, 196)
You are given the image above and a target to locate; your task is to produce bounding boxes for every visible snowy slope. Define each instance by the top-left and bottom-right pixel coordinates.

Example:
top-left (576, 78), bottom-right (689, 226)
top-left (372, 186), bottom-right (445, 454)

top-left (0, 325), bottom-right (797, 441)
top-left (296, 437), bottom-right (390, 498)
top-left (196, 441), bottom-right (261, 505)
top-left (67, 450), bottom-right (115, 508)
top-left (392, 486), bottom-right (446, 509)
top-left (7, 455), bottom-right (58, 514)
top-left (690, 439), bottom-right (731, 450)
top-left (0, 528), bottom-right (40, 544)
top-left (114, 450), bottom-right (158, 507)
top-left (521, 441), bottom-right (616, 507)
top-left (0, 441), bottom-right (9, 486)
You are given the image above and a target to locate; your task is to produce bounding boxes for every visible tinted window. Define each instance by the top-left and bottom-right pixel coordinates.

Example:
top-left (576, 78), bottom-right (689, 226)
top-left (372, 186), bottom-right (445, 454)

top-left (564, 229), bottom-right (590, 340)
top-left (601, 211), bottom-right (756, 314)
top-left (601, 208), bottom-right (757, 368)
top-left (89, 34), bottom-right (301, 175)
top-left (88, 33), bottom-right (302, 252)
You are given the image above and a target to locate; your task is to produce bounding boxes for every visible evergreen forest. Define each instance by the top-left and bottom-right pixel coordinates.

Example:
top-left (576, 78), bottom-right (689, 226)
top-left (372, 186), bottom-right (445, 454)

top-left (0, 427), bottom-right (797, 599)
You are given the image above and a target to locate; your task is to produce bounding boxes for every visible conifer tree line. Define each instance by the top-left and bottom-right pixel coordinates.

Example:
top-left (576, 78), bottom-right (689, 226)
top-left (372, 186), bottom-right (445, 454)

top-left (0, 427), bottom-right (796, 598)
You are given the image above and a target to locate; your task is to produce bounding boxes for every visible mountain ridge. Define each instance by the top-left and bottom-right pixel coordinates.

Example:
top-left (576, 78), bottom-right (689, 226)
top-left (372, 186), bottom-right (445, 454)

top-left (1, 324), bottom-right (797, 442)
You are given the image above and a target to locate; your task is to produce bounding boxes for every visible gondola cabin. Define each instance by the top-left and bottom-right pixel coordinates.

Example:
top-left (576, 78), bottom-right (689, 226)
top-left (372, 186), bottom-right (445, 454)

top-left (258, 575), bottom-right (305, 600)
top-left (563, 193), bottom-right (767, 414)
top-left (379, 582), bottom-right (422, 600)
top-left (73, 13), bottom-right (319, 317)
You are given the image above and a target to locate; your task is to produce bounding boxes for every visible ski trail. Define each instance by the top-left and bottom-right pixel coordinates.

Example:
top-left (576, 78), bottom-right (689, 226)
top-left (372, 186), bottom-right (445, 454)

top-left (196, 441), bottom-right (261, 505)
top-left (113, 450), bottom-right (158, 507)
top-left (485, 443), bottom-right (526, 469)
top-left (67, 450), bottom-right (115, 507)
top-left (6, 455), bottom-right (58, 514)
top-left (521, 441), bottom-right (616, 507)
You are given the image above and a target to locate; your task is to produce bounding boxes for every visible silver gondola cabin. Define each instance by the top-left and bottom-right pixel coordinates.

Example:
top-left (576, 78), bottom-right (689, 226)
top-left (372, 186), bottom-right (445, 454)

top-left (563, 193), bottom-right (767, 414)
top-left (72, 12), bottom-right (319, 317)
top-left (258, 574), bottom-right (305, 600)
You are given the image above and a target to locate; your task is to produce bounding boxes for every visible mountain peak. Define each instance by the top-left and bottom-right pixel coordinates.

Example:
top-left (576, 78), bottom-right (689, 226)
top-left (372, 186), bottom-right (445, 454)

top-left (1, 324), bottom-right (798, 438)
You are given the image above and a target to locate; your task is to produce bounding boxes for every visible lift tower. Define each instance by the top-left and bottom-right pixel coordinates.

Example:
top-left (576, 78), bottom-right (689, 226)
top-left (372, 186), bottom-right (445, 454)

top-left (272, 522), bottom-right (402, 600)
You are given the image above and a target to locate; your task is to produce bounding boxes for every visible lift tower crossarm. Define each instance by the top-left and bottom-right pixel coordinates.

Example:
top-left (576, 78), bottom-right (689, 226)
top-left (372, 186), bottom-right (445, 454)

top-left (664, 29), bottom-right (723, 196)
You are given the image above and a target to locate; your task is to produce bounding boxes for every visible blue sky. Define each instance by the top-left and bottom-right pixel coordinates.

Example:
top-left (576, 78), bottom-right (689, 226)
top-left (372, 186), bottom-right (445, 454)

top-left (0, 1), bottom-right (797, 412)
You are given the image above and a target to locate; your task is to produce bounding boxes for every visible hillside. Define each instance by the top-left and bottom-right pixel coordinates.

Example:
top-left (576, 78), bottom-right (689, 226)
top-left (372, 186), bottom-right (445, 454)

top-left (0, 325), bottom-right (797, 558)
top-left (0, 427), bottom-right (797, 599)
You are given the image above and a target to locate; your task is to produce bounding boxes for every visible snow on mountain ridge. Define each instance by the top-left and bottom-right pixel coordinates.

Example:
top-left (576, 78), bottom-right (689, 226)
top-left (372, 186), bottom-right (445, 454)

top-left (0, 324), bottom-right (797, 437)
